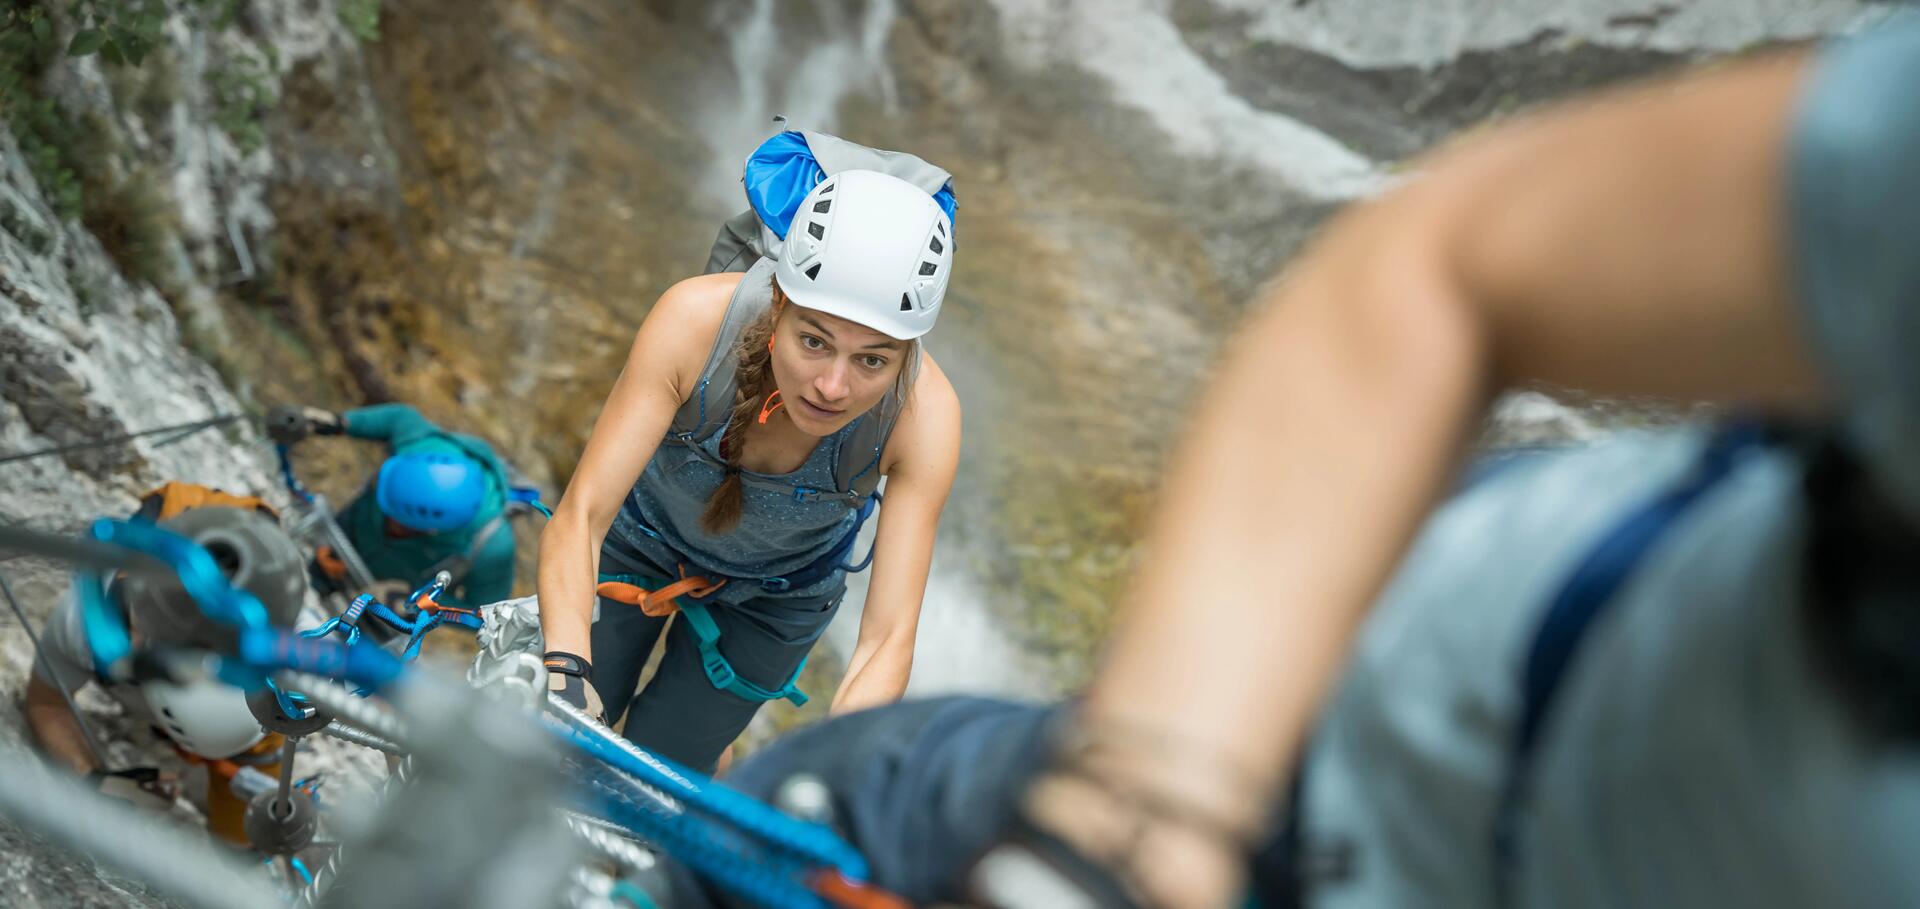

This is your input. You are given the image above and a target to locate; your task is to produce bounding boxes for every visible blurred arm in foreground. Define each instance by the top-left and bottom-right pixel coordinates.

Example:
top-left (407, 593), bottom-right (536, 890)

top-left (1030, 39), bottom-right (1831, 909)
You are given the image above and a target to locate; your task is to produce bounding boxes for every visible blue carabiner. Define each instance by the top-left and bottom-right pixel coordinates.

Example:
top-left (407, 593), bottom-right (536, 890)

top-left (408, 573), bottom-right (450, 608)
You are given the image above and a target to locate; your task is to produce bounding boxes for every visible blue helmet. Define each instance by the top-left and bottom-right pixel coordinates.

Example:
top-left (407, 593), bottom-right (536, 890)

top-left (375, 452), bottom-right (487, 532)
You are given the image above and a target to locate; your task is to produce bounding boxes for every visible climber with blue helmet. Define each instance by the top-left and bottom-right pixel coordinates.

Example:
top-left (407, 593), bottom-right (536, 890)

top-left (267, 402), bottom-right (516, 609)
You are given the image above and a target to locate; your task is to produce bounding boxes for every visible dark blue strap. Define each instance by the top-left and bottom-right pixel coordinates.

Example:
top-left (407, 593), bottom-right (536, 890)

top-left (613, 493), bottom-right (878, 594)
top-left (771, 492), bottom-right (881, 588)
top-left (1492, 424), bottom-right (1770, 904)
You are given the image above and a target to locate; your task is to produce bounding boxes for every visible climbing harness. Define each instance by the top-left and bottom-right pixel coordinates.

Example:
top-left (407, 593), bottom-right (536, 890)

top-left (597, 492), bottom-right (881, 706)
top-left (597, 569), bottom-right (809, 707)
top-left (133, 480), bottom-right (278, 522)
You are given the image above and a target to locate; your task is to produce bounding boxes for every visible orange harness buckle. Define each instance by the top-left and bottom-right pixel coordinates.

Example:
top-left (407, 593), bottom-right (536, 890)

top-left (594, 566), bottom-right (726, 618)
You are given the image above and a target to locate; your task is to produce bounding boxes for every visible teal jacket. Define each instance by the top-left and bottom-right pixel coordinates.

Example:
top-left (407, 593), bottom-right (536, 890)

top-left (336, 404), bottom-right (515, 607)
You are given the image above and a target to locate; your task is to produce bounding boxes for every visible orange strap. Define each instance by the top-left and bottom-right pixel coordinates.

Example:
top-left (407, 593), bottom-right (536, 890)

top-left (314, 545), bottom-right (349, 581)
top-left (757, 389), bottom-right (786, 425)
top-left (415, 595), bottom-right (477, 617)
top-left (595, 569), bottom-right (726, 618)
top-left (810, 870), bottom-right (911, 909)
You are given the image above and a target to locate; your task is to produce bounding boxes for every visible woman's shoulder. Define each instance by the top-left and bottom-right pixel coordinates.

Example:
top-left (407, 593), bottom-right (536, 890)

top-left (650, 272), bottom-right (746, 334)
top-left (630, 272), bottom-right (749, 401)
top-left (640, 272), bottom-right (747, 351)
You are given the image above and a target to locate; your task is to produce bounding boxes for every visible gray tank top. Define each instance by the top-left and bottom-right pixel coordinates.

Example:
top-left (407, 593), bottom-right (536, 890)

top-left (610, 420), bottom-right (858, 604)
top-left (607, 264), bottom-right (870, 603)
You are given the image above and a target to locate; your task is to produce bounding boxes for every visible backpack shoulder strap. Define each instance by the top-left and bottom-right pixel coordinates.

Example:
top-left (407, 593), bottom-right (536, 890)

top-left (1491, 423), bottom-right (1772, 906)
top-left (668, 259), bottom-right (779, 442)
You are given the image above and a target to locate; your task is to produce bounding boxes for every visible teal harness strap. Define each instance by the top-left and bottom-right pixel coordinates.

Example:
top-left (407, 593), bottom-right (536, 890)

top-left (676, 602), bottom-right (809, 707)
top-left (598, 572), bottom-right (809, 707)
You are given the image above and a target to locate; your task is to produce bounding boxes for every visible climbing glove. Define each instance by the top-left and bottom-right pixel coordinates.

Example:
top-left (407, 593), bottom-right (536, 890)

top-left (544, 650), bottom-right (606, 723)
top-left (263, 405), bottom-right (344, 444)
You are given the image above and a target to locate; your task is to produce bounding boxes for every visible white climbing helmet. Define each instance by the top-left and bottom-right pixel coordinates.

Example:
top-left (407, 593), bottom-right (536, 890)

top-left (774, 169), bottom-right (954, 341)
top-left (142, 678), bottom-right (266, 760)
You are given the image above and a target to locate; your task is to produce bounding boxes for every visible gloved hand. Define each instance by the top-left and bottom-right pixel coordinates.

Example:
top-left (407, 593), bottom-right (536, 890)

top-left (263, 405), bottom-right (343, 445)
top-left (968, 717), bottom-right (1259, 909)
top-left (543, 651), bottom-right (605, 723)
top-left (86, 766), bottom-right (179, 814)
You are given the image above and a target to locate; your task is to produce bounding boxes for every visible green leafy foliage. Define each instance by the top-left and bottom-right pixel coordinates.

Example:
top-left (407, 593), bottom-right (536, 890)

top-left (2, 3), bottom-right (77, 217)
top-left (2, 0), bottom-right (381, 224)
top-left (211, 50), bottom-right (273, 154)
top-left (60, 0), bottom-right (170, 67)
top-left (338, 0), bottom-right (382, 42)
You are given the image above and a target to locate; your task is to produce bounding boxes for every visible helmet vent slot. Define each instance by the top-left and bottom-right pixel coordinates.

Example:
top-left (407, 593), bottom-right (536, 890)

top-left (900, 293), bottom-right (913, 312)
top-left (820, 182), bottom-right (835, 195)
top-left (806, 263), bottom-right (823, 281)
top-left (928, 236), bottom-right (944, 255)
top-left (919, 262), bottom-right (937, 276)
top-left (807, 221), bottom-right (825, 240)
top-left (813, 199), bottom-right (832, 213)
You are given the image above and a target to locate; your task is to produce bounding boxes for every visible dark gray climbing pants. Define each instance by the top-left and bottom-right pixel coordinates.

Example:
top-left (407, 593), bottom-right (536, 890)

top-left (589, 541), bottom-right (842, 774)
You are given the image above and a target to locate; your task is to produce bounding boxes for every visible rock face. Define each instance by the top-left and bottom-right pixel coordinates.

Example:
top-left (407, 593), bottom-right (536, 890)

top-left (0, 0), bottom-right (1888, 903)
top-left (0, 5), bottom-right (392, 903)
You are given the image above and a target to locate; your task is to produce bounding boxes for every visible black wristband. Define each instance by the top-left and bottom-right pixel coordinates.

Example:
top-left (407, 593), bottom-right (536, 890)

top-left (543, 650), bottom-right (592, 680)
